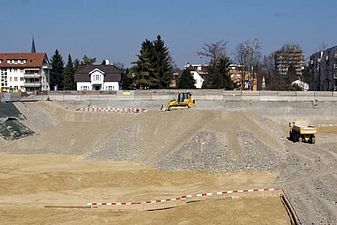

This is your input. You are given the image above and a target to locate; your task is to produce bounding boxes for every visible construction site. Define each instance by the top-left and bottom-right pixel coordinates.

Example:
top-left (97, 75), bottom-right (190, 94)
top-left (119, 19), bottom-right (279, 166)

top-left (0, 91), bottom-right (337, 225)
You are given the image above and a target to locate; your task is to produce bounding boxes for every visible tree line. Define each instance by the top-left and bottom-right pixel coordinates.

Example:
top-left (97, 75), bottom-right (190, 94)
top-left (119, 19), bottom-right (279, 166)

top-left (49, 51), bottom-right (97, 90)
top-left (50, 35), bottom-right (309, 91)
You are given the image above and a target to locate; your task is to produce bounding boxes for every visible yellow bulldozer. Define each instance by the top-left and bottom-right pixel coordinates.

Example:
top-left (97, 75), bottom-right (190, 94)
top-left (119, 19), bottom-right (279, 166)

top-left (289, 121), bottom-right (317, 144)
top-left (161, 92), bottom-right (196, 111)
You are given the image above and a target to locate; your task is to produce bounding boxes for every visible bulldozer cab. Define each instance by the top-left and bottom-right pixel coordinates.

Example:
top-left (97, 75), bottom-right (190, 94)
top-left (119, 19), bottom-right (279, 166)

top-left (178, 92), bottom-right (191, 103)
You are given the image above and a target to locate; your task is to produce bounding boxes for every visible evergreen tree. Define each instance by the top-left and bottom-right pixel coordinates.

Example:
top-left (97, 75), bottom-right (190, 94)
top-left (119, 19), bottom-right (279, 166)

top-left (177, 67), bottom-right (195, 89)
top-left (81, 54), bottom-right (96, 65)
top-left (73, 59), bottom-right (80, 69)
top-left (121, 68), bottom-right (135, 90)
top-left (50, 49), bottom-right (64, 90)
top-left (63, 54), bottom-right (75, 90)
top-left (202, 56), bottom-right (233, 89)
top-left (132, 35), bottom-right (173, 89)
top-left (153, 35), bottom-right (173, 88)
top-left (131, 39), bottom-right (158, 89)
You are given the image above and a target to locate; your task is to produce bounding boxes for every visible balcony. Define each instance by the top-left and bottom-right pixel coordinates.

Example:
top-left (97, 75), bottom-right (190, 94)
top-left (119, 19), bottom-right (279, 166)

top-left (24, 82), bottom-right (42, 88)
top-left (42, 65), bottom-right (52, 69)
top-left (24, 74), bottom-right (41, 79)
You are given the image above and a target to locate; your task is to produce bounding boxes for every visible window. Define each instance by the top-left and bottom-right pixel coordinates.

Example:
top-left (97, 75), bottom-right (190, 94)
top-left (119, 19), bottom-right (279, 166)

top-left (14, 77), bottom-right (18, 82)
top-left (95, 75), bottom-right (100, 81)
top-left (81, 86), bottom-right (89, 91)
top-left (20, 77), bottom-right (24, 81)
top-left (10, 77), bottom-right (12, 82)
top-left (107, 86), bottom-right (113, 91)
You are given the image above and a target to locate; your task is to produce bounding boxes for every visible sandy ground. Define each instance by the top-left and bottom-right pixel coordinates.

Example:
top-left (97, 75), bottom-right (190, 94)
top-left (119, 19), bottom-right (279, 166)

top-left (3, 101), bottom-right (337, 224)
top-left (0, 153), bottom-right (290, 225)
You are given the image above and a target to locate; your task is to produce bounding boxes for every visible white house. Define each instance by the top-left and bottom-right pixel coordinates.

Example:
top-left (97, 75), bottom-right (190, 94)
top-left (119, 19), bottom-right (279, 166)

top-left (74, 64), bottom-right (123, 91)
top-left (184, 63), bottom-right (208, 89)
top-left (0, 53), bottom-right (51, 93)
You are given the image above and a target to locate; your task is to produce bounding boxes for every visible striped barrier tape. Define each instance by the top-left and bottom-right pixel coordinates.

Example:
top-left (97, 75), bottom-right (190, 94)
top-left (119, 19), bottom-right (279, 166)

top-left (76, 107), bottom-right (147, 113)
top-left (318, 124), bottom-right (337, 127)
top-left (88, 187), bottom-right (278, 208)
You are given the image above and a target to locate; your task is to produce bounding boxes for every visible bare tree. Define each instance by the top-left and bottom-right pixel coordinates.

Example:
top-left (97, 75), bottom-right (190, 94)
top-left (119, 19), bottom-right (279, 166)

top-left (235, 38), bottom-right (262, 71)
top-left (197, 40), bottom-right (228, 63)
top-left (261, 53), bottom-right (276, 90)
top-left (235, 38), bottom-right (262, 90)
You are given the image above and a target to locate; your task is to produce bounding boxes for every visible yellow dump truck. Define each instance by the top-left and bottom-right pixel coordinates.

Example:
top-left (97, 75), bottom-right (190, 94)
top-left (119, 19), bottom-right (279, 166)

top-left (161, 92), bottom-right (196, 111)
top-left (289, 122), bottom-right (317, 144)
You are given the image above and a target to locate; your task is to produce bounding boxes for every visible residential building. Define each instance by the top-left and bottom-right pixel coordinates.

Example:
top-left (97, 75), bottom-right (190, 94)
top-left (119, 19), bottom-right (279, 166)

top-left (0, 52), bottom-right (51, 93)
top-left (184, 63), bottom-right (208, 89)
top-left (228, 64), bottom-right (259, 91)
top-left (309, 46), bottom-right (337, 91)
top-left (74, 64), bottom-right (123, 91)
top-left (275, 45), bottom-right (305, 77)
top-left (271, 45), bottom-right (305, 90)
top-left (169, 69), bottom-right (182, 88)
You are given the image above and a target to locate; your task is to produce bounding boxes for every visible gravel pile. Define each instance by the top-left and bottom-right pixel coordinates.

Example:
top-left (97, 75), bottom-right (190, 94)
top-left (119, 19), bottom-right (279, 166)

top-left (237, 130), bottom-right (286, 170)
top-left (157, 130), bottom-right (286, 172)
top-left (85, 124), bottom-right (145, 161)
top-left (157, 131), bottom-right (234, 172)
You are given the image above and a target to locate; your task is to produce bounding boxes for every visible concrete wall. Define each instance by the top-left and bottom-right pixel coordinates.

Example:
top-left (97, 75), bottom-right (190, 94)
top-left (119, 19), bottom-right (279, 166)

top-left (31, 90), bottom-right (337, 102)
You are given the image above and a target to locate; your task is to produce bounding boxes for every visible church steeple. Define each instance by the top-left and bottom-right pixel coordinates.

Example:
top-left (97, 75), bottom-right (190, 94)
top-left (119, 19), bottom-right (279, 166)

top-left (31, 37), bottom-right (36, 53)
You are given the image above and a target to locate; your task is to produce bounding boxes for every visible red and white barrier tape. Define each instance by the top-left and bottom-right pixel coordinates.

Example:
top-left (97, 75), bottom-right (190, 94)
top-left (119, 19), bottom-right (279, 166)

top-left (76, 107), bottom-right (147, 113)
top-left (88, 187), bottom-right (278, 207)
top-left (318, 124), bottom-right (337, 127)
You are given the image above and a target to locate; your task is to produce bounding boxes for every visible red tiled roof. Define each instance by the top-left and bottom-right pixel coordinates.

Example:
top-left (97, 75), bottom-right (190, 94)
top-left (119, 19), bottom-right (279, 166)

top-left (0, 53), bottom-right (47, 68)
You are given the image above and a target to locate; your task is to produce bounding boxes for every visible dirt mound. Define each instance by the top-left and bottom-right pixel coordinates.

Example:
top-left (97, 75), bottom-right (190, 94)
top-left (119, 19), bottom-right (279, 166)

top-left (3, 102), bottom-right (286, 172)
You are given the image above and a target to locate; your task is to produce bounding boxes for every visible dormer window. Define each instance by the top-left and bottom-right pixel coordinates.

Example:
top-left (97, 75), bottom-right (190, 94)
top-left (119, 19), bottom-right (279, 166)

top-left (95, 74), bottom-right (101, 81)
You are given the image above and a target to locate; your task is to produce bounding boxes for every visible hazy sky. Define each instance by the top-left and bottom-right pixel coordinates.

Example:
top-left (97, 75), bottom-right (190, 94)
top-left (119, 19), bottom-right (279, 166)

top-left (1, 0), bottom-right (337, 67)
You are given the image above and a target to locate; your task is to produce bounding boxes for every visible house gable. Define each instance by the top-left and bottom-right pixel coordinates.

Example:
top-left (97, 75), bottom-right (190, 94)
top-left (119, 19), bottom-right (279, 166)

top-left (90, 69), bottom-right (105, 83)
top-left (89, 68), bottom-right (106, 75)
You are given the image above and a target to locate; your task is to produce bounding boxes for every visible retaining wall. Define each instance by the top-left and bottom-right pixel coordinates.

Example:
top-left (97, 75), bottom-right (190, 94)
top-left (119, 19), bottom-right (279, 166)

top-left (29, 90), bottom-right (337, 102)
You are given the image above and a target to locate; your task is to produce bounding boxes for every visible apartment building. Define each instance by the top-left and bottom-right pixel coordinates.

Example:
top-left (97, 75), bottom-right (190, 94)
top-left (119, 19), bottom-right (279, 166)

top-left (275, 45), bottom-right (305, 77)
top-left (309, 46), bottom-right (337, 91)
top-left (0, 53), bottom-right (51, 93)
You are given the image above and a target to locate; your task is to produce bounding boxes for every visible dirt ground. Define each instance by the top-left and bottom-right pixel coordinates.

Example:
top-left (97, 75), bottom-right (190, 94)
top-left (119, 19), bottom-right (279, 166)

top-left (0, 153), bottom-right (290, 225)
top-left (3, 101), bottom-right (337, 224)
